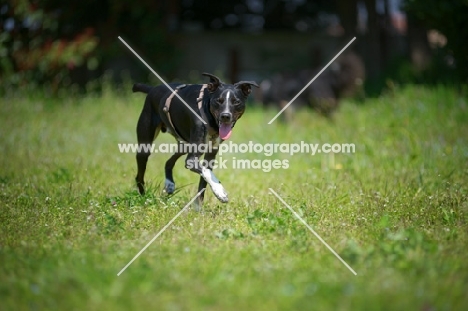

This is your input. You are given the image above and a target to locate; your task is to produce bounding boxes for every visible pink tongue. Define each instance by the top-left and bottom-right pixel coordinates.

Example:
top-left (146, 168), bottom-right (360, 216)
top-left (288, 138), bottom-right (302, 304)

top-left (219, 123), bottom-right (233, 140)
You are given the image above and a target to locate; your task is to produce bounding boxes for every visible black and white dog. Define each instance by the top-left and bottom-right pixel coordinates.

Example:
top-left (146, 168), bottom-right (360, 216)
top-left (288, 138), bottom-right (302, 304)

top-left (132, 73), bottom-right (258, 207)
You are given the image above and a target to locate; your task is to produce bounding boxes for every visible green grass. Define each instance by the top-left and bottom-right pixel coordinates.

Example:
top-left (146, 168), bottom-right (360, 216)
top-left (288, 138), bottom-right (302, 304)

top-left (1, 85), bottom-right (467, 310)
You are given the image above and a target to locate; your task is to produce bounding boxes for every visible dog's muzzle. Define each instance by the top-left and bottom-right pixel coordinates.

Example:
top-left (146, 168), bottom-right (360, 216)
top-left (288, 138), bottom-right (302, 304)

top-left (218, 113), bottom-right (234, 140)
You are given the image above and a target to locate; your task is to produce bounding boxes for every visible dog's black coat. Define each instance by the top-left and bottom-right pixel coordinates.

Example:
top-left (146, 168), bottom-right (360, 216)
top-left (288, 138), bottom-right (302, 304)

top-left (132, 73), bottom-right (258, 207)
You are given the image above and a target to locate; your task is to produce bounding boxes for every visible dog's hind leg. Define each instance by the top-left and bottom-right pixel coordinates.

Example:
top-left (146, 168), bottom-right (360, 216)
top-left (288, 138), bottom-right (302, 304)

top-left (135, 100), bottom-right (162, 195)
top-left (164, 152), bottom-right (185, 194)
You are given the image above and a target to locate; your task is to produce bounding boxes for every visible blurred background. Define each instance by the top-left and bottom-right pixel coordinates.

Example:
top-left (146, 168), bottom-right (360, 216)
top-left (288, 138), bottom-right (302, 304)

top-left (1, 0), bottom-right (467, 97)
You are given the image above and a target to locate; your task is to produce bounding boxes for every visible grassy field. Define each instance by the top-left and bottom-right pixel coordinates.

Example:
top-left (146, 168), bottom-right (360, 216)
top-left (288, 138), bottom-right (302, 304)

top-left (1, 85), bottom-right (467, 310)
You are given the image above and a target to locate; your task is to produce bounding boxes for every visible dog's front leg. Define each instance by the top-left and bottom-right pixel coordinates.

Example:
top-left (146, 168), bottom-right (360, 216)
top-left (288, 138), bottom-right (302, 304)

top-left (193, 148), bottom-right (227, 209)
top-left (185, 142), bottom-right (228, 205)
top-left (186, 151), bottom-right (228, 203)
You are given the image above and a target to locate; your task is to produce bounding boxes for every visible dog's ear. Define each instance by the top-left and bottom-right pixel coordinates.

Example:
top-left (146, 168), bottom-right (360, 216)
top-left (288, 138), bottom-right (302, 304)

top-left (234, 81), bottom-right (259, 96)
top-left (202, 72), bottom-right (222, 92)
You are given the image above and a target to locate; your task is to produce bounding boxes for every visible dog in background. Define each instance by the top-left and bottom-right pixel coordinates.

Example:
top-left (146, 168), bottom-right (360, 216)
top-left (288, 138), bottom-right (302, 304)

top-left (259, 51), bottom-right (365, 120)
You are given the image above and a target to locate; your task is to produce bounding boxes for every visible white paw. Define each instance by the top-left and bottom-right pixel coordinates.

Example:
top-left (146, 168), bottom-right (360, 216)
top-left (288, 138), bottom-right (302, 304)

top-left (164, 178), bottom-right (175, 194)
top-left (211, 181), bottom-right (228, 203)
top-left (201, 167), bottom-right (229, 203)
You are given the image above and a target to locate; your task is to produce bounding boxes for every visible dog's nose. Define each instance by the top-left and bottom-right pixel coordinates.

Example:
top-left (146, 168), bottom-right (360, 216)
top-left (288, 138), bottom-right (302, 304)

top-left (220, 113), bottom-right (231, 122)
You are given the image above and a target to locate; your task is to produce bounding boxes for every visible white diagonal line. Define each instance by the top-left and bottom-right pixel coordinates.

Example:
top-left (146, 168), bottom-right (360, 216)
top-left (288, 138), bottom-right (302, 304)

top-left (267, 37), bottom-right (356, 124)
top-left (118, 36), bottom-right (206, 125)
top-left (268, 188), bottom-right (357, 275)
top-left (117, 188), bottom-right (205, 276)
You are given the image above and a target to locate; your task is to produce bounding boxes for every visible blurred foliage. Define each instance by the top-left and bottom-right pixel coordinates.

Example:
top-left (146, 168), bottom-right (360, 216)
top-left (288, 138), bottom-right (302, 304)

top-left (365, 50), bottom-right (460, 97)
top-left (179, 0), bottom-right (335, 31)
top-left (405, 0), bottom-right (468, 82)
top-left (0, 0), bottom-right (177, 93)
top-left (0, 1), bottom-right (99, 91)
top-left (2, 0), bottom-right (467, 95)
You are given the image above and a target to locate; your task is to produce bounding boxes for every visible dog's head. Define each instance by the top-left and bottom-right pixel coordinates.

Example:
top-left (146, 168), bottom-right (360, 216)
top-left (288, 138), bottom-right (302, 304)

top-left (202, 72), bottom-right (258, 140)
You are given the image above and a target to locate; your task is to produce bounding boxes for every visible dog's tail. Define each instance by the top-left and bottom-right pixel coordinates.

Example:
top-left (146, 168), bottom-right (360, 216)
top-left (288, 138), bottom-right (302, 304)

top-left (132, 83), bottom-right (152, 94)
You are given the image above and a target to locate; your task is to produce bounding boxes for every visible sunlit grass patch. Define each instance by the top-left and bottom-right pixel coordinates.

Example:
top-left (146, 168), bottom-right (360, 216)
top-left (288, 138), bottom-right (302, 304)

top-left (1, 85), bottom-right (467, 310)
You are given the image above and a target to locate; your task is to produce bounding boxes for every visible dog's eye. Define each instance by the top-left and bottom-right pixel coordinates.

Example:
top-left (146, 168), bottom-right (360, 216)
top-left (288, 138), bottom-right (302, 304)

top-left (233, 100), bottom-right (241, 106)
top-left (217, 98), bottom-right (224, 104)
